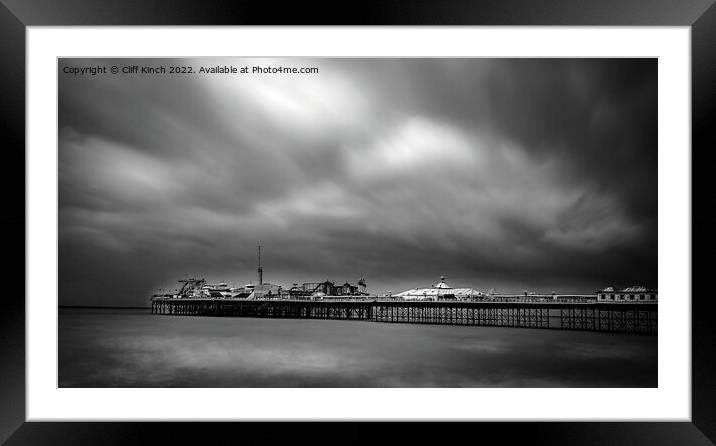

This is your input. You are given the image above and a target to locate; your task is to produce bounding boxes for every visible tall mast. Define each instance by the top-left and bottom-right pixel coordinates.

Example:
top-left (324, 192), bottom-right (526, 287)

top-left (257, 245), bottom-right (263, 285)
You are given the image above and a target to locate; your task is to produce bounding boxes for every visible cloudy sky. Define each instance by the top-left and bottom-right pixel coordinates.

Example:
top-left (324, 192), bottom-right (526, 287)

top-left (58, 58), bottom-right (657, 306)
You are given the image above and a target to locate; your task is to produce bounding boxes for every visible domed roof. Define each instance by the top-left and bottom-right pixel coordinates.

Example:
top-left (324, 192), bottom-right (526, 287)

top-left (395, 276), bottom-right (485, 299)
top-left (434, 276), bottom-right (451, 289)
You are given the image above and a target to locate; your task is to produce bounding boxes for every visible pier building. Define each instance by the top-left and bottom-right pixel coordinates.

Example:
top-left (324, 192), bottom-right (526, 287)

top-left (597, 286), bottom-right (657, 302)
top-left (247, 283), bottom-right (282, 299)
top-left (286, 279), bottom-right (369, 299)
top-left (395, 276), bottom-right (485, 301)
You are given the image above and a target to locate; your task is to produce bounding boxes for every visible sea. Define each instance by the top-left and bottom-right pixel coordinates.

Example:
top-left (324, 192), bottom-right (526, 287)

top-left (59, 308), bottom-right (657, 387)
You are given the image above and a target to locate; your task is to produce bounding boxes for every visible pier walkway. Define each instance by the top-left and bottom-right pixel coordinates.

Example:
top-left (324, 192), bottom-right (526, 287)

top-left (150, 298), bottom-right (657, 334)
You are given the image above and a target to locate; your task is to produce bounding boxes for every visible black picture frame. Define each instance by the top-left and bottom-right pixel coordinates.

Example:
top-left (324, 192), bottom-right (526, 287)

top-left (3, 0), bottom-right (711, 444)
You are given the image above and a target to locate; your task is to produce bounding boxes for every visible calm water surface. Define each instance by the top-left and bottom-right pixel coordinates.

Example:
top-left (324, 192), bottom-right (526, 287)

top-left (59, 308), bottom-right (657, 387)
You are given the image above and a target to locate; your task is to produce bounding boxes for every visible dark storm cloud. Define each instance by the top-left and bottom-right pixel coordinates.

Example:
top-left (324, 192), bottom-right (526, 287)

top-left (58, 58), bottom-right (657, 306)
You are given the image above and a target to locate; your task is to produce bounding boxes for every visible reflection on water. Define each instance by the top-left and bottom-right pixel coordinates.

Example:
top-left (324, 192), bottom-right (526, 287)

top-left (59, 308), bottom-right (657, 387)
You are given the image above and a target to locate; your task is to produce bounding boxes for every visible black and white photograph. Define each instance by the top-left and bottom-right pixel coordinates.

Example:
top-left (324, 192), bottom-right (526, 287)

top-left (58, 57), bottom-right (658, 388)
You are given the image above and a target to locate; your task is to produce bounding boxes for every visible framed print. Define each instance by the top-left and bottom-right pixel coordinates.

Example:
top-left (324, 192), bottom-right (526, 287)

top-left (4, 0), bottom-right (713, 444)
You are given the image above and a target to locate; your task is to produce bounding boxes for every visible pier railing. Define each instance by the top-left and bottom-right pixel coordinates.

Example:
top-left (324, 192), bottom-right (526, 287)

top-left (150, 298), bottom-right (657, 334)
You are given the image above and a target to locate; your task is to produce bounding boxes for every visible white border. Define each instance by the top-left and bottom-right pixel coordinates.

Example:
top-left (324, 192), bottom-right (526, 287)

top-left (27, 27), bottom-right (691, 421)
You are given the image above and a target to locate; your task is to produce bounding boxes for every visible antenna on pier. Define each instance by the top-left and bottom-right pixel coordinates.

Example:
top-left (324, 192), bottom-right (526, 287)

top-left (257, 244), bottom-right (263, 285)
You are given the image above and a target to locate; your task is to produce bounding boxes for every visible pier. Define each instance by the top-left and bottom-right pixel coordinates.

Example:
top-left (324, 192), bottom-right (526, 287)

top-left (150, 298), bottom-right (657, 334)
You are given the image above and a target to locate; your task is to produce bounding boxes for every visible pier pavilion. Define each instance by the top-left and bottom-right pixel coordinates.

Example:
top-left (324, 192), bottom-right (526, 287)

top-left (395, 276), bottom-right (485, 301)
